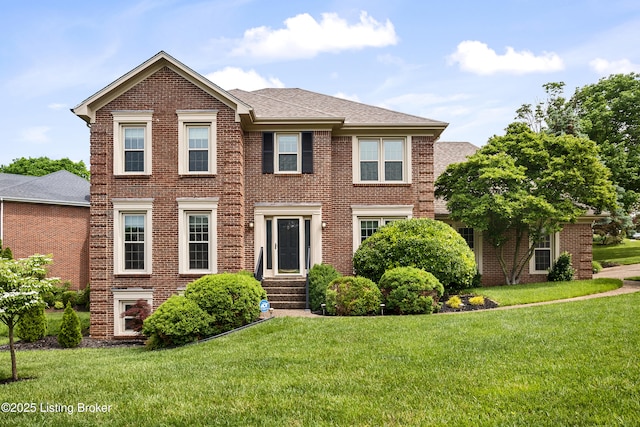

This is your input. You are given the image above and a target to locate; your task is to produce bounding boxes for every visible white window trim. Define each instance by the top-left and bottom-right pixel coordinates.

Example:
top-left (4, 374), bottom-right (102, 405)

top-left (177, 110), bottom-right (218, 175)
top-left (178, 198), bottom-right (219, 274)
top-left (112, 288), bottom-right (153, 337)
top-left (112, 111), bottom-right (153, 175)
top-left (529, 232), bottom-right (560, 274)
top-left (113, 199), bottom-right (153, 275)
top-left (275, 132), bottom-right (302, 174)
top-left (351, 205), bottom-right (413, 252)
top-left (352, 136), bottom-right (412, 184)
top-left (449, 222), bottom-right (483, 274)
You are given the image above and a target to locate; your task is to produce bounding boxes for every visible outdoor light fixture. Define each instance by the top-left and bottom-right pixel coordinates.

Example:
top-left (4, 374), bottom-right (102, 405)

top-left (321, 221), bottom-right (327, 229)
top-left (249, 221), bottom-right (254, 228)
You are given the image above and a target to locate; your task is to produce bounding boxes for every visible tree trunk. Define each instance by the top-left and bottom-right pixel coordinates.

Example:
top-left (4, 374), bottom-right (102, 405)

top-left (8, 318), bottom-right (17, 381)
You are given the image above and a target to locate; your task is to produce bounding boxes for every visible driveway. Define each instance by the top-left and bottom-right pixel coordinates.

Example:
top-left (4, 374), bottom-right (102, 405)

top-left (594, 263), bottom-right (640, 280)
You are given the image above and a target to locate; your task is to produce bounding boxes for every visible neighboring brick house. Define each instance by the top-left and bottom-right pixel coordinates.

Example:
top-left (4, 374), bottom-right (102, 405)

top-left (434, 141), bottom-right (596, 286)
top-left (0, 171), bottom-right (90, 289)
top-left (72, 52), bottom-right (594, 339)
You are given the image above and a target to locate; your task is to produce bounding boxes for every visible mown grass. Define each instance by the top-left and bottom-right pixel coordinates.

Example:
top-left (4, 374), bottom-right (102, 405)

top-left (0, 293), bottom-right (639, 426)
top-left (593, 238), bottom-right (640, 265)
top-left (465, 278), bottom-right (622, 306)
top-left (0, 311), bottom-right (90, 345)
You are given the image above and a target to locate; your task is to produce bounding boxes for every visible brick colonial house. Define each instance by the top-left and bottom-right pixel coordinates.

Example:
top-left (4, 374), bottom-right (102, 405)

top-left (73, 52), bottom-right (595, 339)
top-left (0, 171), bottom-right (90, 289)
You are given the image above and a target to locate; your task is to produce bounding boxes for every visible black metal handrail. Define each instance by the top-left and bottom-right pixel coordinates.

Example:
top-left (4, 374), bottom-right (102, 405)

top-left (305, 245), bottom-right (311, 310)
top-left (254, 247), bottom-right (264, 282)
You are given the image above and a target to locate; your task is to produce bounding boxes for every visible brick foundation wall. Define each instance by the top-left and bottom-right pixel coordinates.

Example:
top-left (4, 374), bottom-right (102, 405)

top-left (2, 201), bottom-right (89, 289)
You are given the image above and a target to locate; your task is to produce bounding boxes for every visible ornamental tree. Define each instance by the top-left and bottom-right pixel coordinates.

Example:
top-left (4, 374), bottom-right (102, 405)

top-left (435, 123), bottom-right (616, 285)
top-left (0, 255), bottom-right (58, 381)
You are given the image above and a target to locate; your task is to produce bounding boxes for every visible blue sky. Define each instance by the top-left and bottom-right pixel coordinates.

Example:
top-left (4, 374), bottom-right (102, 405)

top-left (1, 0), bottom-right (639, 167)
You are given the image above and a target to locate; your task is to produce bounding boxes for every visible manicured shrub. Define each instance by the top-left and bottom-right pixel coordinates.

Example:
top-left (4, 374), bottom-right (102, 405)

top-left (592, 261), bottom-right (603, 274)
top-left (548, 251), bottom-right (575, 282)
top-left (142, 295), bottom-right (213, 349)
top-left (54, 301), bottom-right (64, 310)
top-left (76, 284), bottom-right (90, 310)
top-left (16, 306), bottom-right (47, 342)
top-left (353, 218), bottom-right (477, 293)
top-left (308, 264), bottom-right (341, 312)
top-left (61, 290), bottom-right (78, 307)
top-left (325, 276), bottom-right (382, 316)
top-left (57, 302), bottom-right (82, 348)
top-left (184, 272), bottom-right (267, 335)
top-left (378, 267), bottom-right (444, 315)
top-left (469, 295), bottom-right (485, 306)
top-left (446, 295), bottom-right (463, 309)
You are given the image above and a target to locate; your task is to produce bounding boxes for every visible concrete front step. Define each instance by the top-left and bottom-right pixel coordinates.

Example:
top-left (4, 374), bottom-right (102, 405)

top-left (269, 300), bottom-right (307, 310)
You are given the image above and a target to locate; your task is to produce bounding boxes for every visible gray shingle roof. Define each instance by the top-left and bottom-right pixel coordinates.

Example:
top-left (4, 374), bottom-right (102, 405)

top-left (433, 141), bottom-right (479, 215)
top-left (0, 171), bottom-right (90, 206)
top-left (229, 88), bottom-right (448, 127)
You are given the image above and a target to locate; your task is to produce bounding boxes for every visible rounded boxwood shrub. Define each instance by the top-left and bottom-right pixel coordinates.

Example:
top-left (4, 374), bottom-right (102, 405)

top-left (17, 305), bottom-right (47, 342)
top-left (57, 302), bottom-right (82, 348)
top-left (325, 276), bottom-right (382, 316)
top-left (353, 218), bottom-right (477, 293)
top-left (142, 295), bottom-right (213, 349)
top-left (308, 264), bottom-right (341, 312)
top-left (184, 272), bottom-right (267, 335)
top-left (379, 267), bottom-right (444, 315)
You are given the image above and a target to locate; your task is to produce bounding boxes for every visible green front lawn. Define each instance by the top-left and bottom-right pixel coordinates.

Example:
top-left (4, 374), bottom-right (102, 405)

top-left (1, 293), bottom-right (639, 426)
top-left (466, 278), bottom-right (622, 306)
top-left (593, 238), bottom-right (640, 265)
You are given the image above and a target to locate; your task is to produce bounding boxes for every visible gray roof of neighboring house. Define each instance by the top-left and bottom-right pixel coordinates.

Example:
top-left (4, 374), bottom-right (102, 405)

top-left (229, 88), bottom-right (448, 127)
top-left (0, 170), bottom-right (90, 206)
top-left (433, 141), bottom-right (479, 215)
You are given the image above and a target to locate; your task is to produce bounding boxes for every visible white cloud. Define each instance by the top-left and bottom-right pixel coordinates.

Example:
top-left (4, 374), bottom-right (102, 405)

top-left (589, 58), bottom-right (640, 75)
top-left (334, 92), bottom-right (360, 102)
top-left (231, 11), bottom-right (398, 59)
top-left (448, 40), bottom-right (564, 75)
top-left (21, 126), bottom-right (50, 144)
top-left (205, 67), bottom-right (284, 90)
top-left (48, 103), bottom-right (66, 110)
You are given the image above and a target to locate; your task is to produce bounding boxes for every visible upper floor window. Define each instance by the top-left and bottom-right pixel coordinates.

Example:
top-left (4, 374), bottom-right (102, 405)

top-left (353, 137), bottom-right (411, 184)
top-left (177, 111), bottom-right (217, 175)
top-left (113, 111), bottom-right (153, 175)
top-left (262, 132), bottom-right (313, 174)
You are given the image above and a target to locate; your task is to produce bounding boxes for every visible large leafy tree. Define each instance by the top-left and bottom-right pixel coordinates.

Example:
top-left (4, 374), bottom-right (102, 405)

top-left (516, 82), bottom-right (584, 137)
top-left (0, 255), bottom-right (58, 381)
top-left (572, 73), bottom-right (640, 211)
top-left (0, 156), bottom-right (90, 180)
top-left (435, 123), bottom-right (616, 285)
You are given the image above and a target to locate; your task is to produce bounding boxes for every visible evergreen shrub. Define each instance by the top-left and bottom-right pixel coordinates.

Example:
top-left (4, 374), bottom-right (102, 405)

top-left (57, 302), bottom-right (82, 348)
top-left (548, 251), bottom-right (575, 282)
top-left (353, 218), bottom-right (477, 293)
top-left (308, 264), bottom-right (341, 311)
top-left (325, 276), bottom-right (382, 316)
top-left (378, 267), bottom-right (444, 315)
top-left (16, 306), bottom-right (47, 342)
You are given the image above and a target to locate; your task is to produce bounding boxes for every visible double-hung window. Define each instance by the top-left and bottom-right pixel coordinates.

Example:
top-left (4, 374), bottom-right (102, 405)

top-left (530, 233), bottom-right (559, 274)
top-left (354, 137), bottom-right (410, 183)
top-left (112, 289), bottom-right (153, 336)
top-left (178, 198), bottom-right (218, 274)
top-left (262, 132), bottom-right (313, 174)
top-left (351, 205), bottom-right (414, 251)
top-left (113, 199), bottom-right (153, 275)
top-left (113, 111), bottom-right (153, 175)
top-left (177, 111), bottom-right (217, 175)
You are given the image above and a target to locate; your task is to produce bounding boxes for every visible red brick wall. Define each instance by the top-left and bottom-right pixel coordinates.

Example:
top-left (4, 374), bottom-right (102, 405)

top-left (89, 66), bottom-right (244, 338)
top-left (479, 223), bottom-right (593, 286)
top-left (2, 201), bottom-right (89, 289)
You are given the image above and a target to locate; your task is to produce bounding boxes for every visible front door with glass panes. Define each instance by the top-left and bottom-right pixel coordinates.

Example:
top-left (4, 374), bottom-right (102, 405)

top-left (265, 217), bottom-right (311, 276)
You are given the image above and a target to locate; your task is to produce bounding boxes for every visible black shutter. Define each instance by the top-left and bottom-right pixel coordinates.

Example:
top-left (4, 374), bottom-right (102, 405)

top-left (262, 132), bottom-right (274, 174)
top-left (301, 131), bottom-right (313, 174)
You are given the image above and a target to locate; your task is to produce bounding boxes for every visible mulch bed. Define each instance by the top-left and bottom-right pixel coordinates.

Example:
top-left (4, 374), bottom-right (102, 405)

top-left (0, 336), bottom-right (144, 351)
top-left (438, 294), bottom-right (499, 313)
